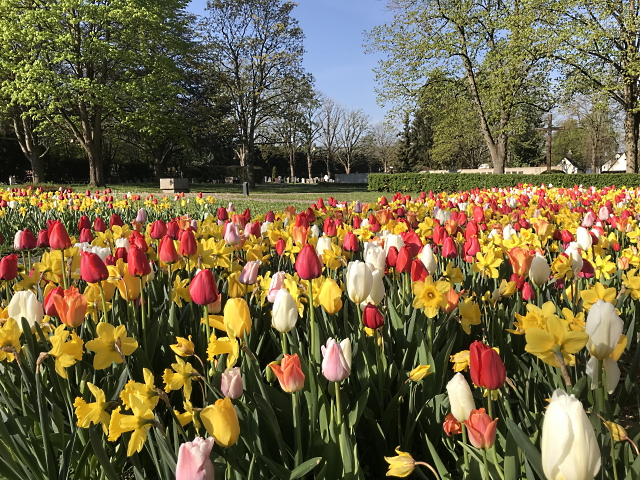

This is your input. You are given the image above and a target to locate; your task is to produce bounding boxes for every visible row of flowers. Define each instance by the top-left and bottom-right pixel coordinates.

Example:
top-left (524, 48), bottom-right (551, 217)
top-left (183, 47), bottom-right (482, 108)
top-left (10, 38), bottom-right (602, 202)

top-left (0, 184), bottom-right (637, 480)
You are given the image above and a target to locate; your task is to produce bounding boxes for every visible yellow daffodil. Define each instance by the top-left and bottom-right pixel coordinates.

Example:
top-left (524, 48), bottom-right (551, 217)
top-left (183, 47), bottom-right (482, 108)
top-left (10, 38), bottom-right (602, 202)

top-left (580, 283), bottom-right (617, 310)
top-left (525, 316), bottom-right (589, 367)
top-left (48, 325), bottom-right (84, 378)
top-left (471, 249), bottom-right (503, 279)
top-left (442, 261), bottom-right (463, 285)
top-left (74, 382), bottom-right (110, 434)
top-left (594, 255), bottom-right (616, 280)
top-left (458, 298), bottom-right (481, 334)
top-left (384, 447), bottom-right (416, 477)
top-left (171, 275), bottom-right (191, 307)
top-left (408, 365), bottom-right (432, 382)
top-left (120, 368), bottom-right (159, 410)
top-left (207, 334), bottom-right (240, 369)
top-left (551, 254), bottom-right (574, 280)
top-left (108, 395), bottom-right (155, 457)
top-left (450, 350), bottom-right (470, 372)
top-left (0, 318), bottom-right (22, 362)
top-left (170, 336), bottom-right (195, 357)
top-left (163, 356), bottom-right (200, 401)
top-left (85, 322), bottom-right (138, 369)
top-left (412, 275), bottom-right (450, 318)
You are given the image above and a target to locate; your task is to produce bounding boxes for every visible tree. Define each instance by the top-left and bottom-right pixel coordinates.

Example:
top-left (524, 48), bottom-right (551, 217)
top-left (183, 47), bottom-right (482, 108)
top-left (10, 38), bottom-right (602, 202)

top-left (299, 91), bottom-right (323, 181)
top-left (201, 0), bottom-right (306, 187)
top-left (552, 119), bottom-right (587, 168)
top-left (548, 0), bottom-right (640, 172)
top-left (370, 122), bottom-right (398, 172)
top-left (318, 98), bottom-right (344, 178)
top-left (335, 109), bottom-right (370, 174)
top-left (0, 0), bottom-right (190, 186)
top-left (367, 0), bottom-right (552, 173)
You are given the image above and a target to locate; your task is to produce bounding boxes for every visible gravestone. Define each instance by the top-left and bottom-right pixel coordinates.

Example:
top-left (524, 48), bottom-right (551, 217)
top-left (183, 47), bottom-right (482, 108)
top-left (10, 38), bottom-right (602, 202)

top-left (160, 178), bottom-right (189, 193)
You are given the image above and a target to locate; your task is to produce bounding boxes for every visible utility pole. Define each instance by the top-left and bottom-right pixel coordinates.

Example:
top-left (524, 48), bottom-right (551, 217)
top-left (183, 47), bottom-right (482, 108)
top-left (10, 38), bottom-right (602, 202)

top-left (537, 113), bottom-right (564, 171)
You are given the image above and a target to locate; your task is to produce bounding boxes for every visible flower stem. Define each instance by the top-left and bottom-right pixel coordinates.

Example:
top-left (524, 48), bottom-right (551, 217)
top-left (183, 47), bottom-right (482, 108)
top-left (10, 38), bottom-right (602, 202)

top-left (461, 424), bottom-right (470, 477)
top-left (60, 249), bottom-right (67, 290)
top-left (553, 349), bottom-right (573, 388)
top-left (611, 437), bottom-right (619, 480)
top-left (292, 392), bottom-right (303, 467)
top-left (492, 446), bottom-right (505, 480)
top-left (203, 304), bottom-right (212, 383)
top-left (139, 277), bottom-right (147, 352)
top-left (281, 332), bottom-right (288, 355)
top-left (482, 449), bottom-right (490, 480)
top-left (98, 282), bottom-right (108, 323)
top-left (487, 390), bottom-right (494, 419)
top-left (308, 280), bottom-right (318, 365)
top-left (334, 381), bottom-right (342, 427)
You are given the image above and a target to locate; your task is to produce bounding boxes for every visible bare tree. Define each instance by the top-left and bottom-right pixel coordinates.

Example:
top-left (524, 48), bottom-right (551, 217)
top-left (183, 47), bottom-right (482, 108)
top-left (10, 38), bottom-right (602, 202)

top-left (300, 91), bottom-right (323, 180)
top-left (318, 98), bottom-right (344, 178)
top-left (335, 109), bottom-right (370, 174)
top-left (370, 121), bottom-right (398, 172)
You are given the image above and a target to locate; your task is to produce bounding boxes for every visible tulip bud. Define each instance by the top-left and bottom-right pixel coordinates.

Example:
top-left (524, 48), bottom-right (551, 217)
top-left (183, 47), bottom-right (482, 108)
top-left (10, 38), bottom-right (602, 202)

top-left (271, 289), bottom-right (298, 333)
top-left (175, 437), bottom-right (215, 480)
top-left (585, 300), bottom-right (623, 360)
top-left (321, 338), bottom-right (351, 382)
top-left (469, 341), bottom-right (506, 390)
top-left (189, 269), bottom-right (219, 306)
top-left (220, 367), bottom-right (243, 399)
top-left (179, 229), bottom-right (197, 257)
top-left (136, 208), bottom-right (147, 223)
top-left (224, 223), bottom-right (242, 246)
top-left (384, 234), bottom-right (404, 256)
top-left (127, 245), bottom-right (151, 277)
top-left (529, 254), bottom-right (551, 285)
top-left (446, 373), bottom-right (475, 422)
top-left (464, 408), bottom-right (498, 449)
top-left (362, 303), bottom-right (384, 329)
top-left (342, 231), bottom-right (359, 252)
top-left (317, 277), bottom-right (343, 315)
top-left (346, 261), bottom-right (373, 303)
top-left (365, 269), bottom-right (385, 306)
top-left (541, 389), bottom-right (600, 480)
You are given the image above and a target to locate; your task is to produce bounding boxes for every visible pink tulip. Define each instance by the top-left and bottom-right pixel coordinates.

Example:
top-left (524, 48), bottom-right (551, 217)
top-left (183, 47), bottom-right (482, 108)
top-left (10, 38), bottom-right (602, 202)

top-left (321, 338), bottom-right (352, 382)
top-left (239, 260), bottom-right (260, 285)
top-left (220, 367), bottom-right (243, 399)
top-left (267, 271), bottom-right (286, 303)
top-left (175, 437), bottom-right (215, 480)
top-left (224, 223), bottom-right (242, 246)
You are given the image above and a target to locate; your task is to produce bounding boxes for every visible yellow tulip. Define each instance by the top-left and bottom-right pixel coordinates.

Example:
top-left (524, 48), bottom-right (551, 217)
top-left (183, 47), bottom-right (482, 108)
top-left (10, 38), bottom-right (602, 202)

top-left (223, 298), bottom-right (252, 339)
top-left (384, 447), bottom-right (415, 477)
top-left (408, 365), bottom-right (432, 382)
top-left (317, 277), bottom-right (343, 315)
top-left (200, 397), bottom-right (240, 448)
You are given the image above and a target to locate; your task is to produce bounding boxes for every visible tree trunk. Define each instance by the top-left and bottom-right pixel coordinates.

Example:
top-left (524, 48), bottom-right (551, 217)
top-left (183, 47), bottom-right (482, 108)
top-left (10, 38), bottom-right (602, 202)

top-left (87, 146), bottom-right (105, 187)
top-left (489, 135), bottom-right (507, 174)
top-left (624, 89), bottom-right (638, 173)
top-left (324, 155), bottom-right (332, 178)
top-left (29, 152), bottom-right (46, 184)
top-left (307, 152), bottom-right (313, 180)
top-left (289, 151), bottom-right (295, 183)
top-left (155, 158), bottom-right (167, 180)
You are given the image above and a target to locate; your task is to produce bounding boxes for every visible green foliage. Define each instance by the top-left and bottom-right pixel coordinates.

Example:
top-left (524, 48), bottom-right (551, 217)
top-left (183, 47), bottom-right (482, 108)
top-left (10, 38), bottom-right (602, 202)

top-left (368, 172), bottom-right (640, 192)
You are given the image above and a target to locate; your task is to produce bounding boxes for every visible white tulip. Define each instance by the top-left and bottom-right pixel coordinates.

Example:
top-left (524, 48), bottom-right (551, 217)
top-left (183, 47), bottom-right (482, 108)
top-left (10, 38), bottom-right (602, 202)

top-left (384, 234), bottom-right (404, 256)
top-left (13, 231), bottom-right (23, 251)
top-left (586, 356), bottom-right (620, 394)
top-left (271, 289), bottom-right (298, 333)
top-left (529, 254), bottom-right (551, 285)
top-left (260, 221), bottom-right (271, 234)
top-left (565, 243), bottom-right (583, 274)
top-left (541, 389), bottom-right (600, 480)
top-left (365, 268), bottom-right (385, 306)
top-left (340, 338), bottom-right (352, 368)
top-left (502, 224), bottom-right (517, 240)
top-left (310, 225), bottom-right (320, 238)
top-left (8, 290), bottom-right (44, 331)
top-left (420, 244), bottom-right (437, 275)
top-left (364, 243), bottom-right (385, 273)
top-left (115, 238), bottom-right (130, 249)
top-left (576, 227), bottom-right (592, 251)
top-left (316, 236), bottom-right (333, 256)
top-left (346, 261), bottom-right (373, 304)
top-left (585, 299), bottom-right (623, 360)
top-left (446, 373), bottom-right (475, 422)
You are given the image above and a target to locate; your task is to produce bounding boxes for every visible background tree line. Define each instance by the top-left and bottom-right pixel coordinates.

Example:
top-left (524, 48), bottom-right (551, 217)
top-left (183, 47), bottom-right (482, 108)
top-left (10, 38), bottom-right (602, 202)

top-left (0, 0), bottom-right (633, 186)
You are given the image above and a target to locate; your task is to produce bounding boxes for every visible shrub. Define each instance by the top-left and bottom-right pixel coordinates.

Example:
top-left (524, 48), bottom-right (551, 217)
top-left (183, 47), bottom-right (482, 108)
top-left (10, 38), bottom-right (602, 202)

top-left (368, 172), bottom-right (640, 192)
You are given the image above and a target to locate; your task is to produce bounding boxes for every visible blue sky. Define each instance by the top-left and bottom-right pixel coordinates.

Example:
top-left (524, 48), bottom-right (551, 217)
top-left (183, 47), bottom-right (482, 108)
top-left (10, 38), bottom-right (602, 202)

top-left (188, 0), bottom-right (393, 123)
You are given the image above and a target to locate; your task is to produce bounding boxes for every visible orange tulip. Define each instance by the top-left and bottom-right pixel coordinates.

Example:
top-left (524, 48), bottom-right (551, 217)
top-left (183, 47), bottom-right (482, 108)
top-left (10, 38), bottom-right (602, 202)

top-left (442, 287), bottom-right (460, 314)
top-left (269, 354), bottom-right (305, 393)
top-left (291, 226), bottom-right (309, 246)
top-left (52, 286), bottom-right (88, 328)
top-left (506, 247), bottom-right (533, 277)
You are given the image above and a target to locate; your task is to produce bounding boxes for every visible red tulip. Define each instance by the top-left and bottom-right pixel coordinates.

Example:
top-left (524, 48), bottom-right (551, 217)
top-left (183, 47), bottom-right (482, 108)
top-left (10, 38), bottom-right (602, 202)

top-left (362, 303), bottom-right (384, 329)
top-left (463, 236), bottom-right (480, 262)
top-left (189, 269), bottom-right (219, 305)
top-left (78, 215), bottom-right (91, 232)
top-left (324, 218), bottom-right (337, 236)
top-left (522, 282), bottom-right (535, 301)
top-left (115, 247), bottom-right (128, 263)
top-left (0, 254), bottom-right (18, 280)
top-left (464, 408), bottom-right (498, 449)
top-left (129, 231), bottom-right (148, 252)
top-left (179, 229), bottom-right (197, 257)
top-left (442, 237), bottom-right (458, 258)
top-left (48, 221), bottom-right (72, 250)
top-left (19, 228), bottom-right (37, 250)
top-left (275, 237), bottom-right (286, 256)
top-left (36, 229), bottom-right (49, 248)
top-left (167, 221), bottom-right (181, 240)
top-left (93, 217), bottom-right (107, 232)
top-left (469, 341), bottom-right (506, 390)
top-left (150, 220), bottom-right (167, 240)
top-left (159, 236), bottom-right (180, 264)
top-left (401, 231), bottom-right (422, 257)
top-left (110, 214), bottom-right (124, 228)
top-left (386, 246), bottom-right (398, 269)
top-left (395, 245), bottom-right (412, 273)
top-left (295, 243), bottom-right (323, 280)
top-left (411, 258), bottom-right (428, 282)
top-left (127, 245), bottom-right (151, 277)
top-left (79, 228), bottom-right (94, 243)
top-left (80, 251), bottom-right (109, 284)
top-left (265, 211), bottom-right (275, 222)
top-left (217, 207), bottom-right (228, 221)
top-left (342, 231), bottom-right (359, 252)
top-left (44, 286), bottom-right (64, 317)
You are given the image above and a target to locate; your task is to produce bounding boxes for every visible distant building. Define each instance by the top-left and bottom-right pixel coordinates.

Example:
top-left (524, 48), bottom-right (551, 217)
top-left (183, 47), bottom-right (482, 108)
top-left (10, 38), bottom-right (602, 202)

top-left (601, 153), bottom-right (626, 173)
top-left (560, 157), bottom-right (582, 174)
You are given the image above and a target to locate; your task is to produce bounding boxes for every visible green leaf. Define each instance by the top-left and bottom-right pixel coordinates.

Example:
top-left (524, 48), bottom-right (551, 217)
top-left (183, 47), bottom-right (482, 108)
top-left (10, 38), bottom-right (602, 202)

top-left (289, 457), bottom-right (322, 479)
top-left (505, 418), bottom-right (545, 480)
top-left (89, 427), bottom-right (120, 480)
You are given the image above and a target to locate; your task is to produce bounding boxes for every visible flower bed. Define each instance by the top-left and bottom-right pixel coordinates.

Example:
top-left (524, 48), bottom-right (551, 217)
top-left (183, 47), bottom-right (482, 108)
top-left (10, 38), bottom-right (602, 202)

top-left (0, 185), bottom-right (637, 480)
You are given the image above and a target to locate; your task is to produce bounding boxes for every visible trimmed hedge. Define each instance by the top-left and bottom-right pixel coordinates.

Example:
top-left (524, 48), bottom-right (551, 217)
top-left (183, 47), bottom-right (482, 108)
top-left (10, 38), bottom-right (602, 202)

top-left (368, 173), bottom-right (640, 193)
